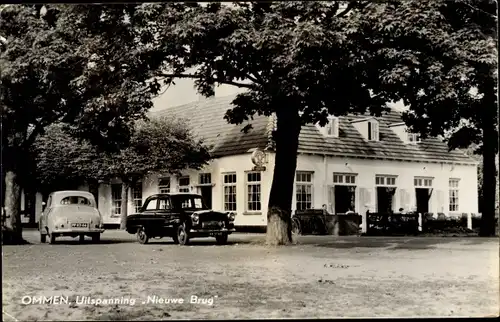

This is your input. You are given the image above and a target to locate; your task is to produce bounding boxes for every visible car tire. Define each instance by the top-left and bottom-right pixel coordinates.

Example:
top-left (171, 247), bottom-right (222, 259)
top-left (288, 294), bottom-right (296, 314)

top-left (92, 233), bottom-right (100, 243)
top-left (215, 233), bottom-right (228, 245)
top-left (137, 227), bottom-right (149, 244)
top-left (79, 235), bottom-right (85, 243)
top-left (40, 233), bottom-right (46, 243)
top-left (177, 224), bottom-right (189, 246)
top-left (49, 233), bottom-right (56, 244)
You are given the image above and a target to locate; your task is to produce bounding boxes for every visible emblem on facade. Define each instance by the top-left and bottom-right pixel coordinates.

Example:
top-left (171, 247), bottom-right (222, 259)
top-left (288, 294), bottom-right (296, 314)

top-left (251, 148), bottom-right (267, 171)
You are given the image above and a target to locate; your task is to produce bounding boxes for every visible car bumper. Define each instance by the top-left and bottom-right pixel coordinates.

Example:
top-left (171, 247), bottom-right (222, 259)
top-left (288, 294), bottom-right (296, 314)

top-left (51, 228), bottom-right (105, 234)
top-left (189, 228), bottom-right (236, 234)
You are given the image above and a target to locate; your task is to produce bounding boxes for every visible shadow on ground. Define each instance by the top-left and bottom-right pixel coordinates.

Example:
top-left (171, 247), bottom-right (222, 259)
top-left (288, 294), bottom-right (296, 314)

top-left (308, 236), bottom-right (497, 250)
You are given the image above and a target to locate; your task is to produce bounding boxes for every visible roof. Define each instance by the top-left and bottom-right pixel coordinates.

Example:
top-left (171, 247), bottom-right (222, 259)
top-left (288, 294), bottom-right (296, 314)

top-left (49, 191), bottom-right (96, 207)
top-left (151, 95), bottom-right (476, 165)
top-left (152, 96), bottom-right (270, 158)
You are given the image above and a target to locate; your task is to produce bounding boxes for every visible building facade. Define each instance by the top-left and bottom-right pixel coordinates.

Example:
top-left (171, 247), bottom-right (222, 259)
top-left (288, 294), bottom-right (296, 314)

top-left (32, 95), bottom-right (479, 228)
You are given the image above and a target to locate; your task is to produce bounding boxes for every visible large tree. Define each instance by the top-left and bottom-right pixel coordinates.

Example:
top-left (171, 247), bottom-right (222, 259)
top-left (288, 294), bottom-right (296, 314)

top-left (141, 1), bottom-right (498, 243)
top-left (353, 0), bottom-right (498, 236)
top-left (32, 117), bottom-right (211, 229)
top-left (144, 1), bottom-right (390, 245)
top-left (0, 4), bottom-right (179, 243)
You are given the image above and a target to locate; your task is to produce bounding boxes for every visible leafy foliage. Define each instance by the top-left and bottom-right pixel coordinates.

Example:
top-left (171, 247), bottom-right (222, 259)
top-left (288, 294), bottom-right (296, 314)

top-left (352, 0), bottom-right (498, 151)
top-left (32, 117), bottom-right (211, 189)
top-left (0, 4), bottom-right (179, 160)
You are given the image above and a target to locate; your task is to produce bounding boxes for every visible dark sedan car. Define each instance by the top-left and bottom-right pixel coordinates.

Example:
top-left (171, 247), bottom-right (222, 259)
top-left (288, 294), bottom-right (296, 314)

top-left (125, 193), bottom-right (236, 245)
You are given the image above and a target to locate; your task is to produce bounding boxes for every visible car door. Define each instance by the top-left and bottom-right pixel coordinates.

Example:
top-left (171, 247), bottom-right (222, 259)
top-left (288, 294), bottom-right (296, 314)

top-left (157, 197), bottom-right (179, 231)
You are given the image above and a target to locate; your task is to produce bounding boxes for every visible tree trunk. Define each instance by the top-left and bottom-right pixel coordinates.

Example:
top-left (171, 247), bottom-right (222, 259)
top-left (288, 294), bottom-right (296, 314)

top-left (266, 108), bottom-right (302, 246)
top-left (480, 119), bottom-right (497, 237)
top-left (88, 179), bottom-right (99, 208)
top-left (3, 170), bottom-right (24, 244)
top-left (120, 180), bottom-right (130, 230)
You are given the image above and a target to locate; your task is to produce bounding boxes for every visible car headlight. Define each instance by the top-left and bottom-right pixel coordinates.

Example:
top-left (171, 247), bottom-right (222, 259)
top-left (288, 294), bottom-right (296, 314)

top-left (191, 213), bottom-right (199, 223)
top-left (227, 212), bottom-right (236, 221)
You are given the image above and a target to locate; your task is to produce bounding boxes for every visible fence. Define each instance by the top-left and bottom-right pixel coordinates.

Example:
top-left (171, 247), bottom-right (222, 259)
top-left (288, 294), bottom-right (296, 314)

top-left (292, 209), bottom-right (361, 236)
top-left (365, 212), bottom-right (419, 236)
top-left (365, 212), bottom-right (498, 236)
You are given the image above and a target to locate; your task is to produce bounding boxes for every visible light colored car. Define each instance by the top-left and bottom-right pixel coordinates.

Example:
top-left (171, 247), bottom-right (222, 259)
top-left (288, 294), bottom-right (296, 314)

top-left (38, 190), bottom-right (105, 244)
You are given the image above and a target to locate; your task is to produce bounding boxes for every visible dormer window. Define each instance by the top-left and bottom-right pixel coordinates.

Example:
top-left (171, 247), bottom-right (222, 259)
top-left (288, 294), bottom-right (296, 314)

top-left (367, 120), bottom-right (379, 141)
top-left (389, 122), bottom-right (421, 144)
top-left (407, 132), bottom-right (421, 144)
top-left (326, 116), bottom-right (339, 137)
top-left (316, 115), bottom-right (339, 138)
top-left (352, 117), bottom-right (379, 141)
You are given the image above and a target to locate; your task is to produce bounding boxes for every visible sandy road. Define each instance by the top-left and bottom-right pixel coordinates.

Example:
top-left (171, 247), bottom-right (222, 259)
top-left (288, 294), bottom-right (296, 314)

top-left (2, 230), bottom-right (499, 320)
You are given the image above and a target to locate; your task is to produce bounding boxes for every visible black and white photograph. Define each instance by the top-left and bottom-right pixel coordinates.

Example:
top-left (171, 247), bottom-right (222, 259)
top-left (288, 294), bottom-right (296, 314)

top-left (1, 1), bottom-right (498, 320)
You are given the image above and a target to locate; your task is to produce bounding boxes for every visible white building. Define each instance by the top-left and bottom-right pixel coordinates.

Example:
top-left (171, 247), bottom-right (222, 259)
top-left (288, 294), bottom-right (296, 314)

top-left (31, 95), bottom-right (479, 229)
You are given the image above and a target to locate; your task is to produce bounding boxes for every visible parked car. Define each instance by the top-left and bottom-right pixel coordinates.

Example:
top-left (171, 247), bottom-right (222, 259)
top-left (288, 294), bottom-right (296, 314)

top-left (38, 191), bottom-right (104, 244)
top-left (126, 193), bottom-right (236, 245)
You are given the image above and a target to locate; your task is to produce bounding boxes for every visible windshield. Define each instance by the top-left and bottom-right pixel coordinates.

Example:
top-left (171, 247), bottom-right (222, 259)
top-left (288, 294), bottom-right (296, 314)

top-left (172, 195), bottom-right (206, 210)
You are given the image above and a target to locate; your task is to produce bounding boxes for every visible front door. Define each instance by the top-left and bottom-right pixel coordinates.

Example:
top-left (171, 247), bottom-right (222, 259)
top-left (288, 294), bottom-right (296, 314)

top-left (200, 186), bottom-right (213, 209)
top-left (377, 187), bottom-right (396, 213)
top-left (415, 188), bottom-right (430, 214)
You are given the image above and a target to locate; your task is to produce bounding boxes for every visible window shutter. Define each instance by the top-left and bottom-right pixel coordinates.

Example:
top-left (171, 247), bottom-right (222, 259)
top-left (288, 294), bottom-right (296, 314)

top-left (327, 185), bottom-right (335, 213)
top-left (359, 187), bottom-right (366, 213)
top-left (436, 190), bottom-right (444, 213)
top-left (359, 188), bottom-right (372, 213)
top-left (400, 189), bottom-right (408, 210)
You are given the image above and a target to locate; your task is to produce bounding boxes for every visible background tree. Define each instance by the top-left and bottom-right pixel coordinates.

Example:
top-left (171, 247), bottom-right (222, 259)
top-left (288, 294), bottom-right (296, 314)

top-left (353, 0), bottom-right (498, 236)
top-left (32, 117), bottom-right (211, 229)
top-left (0, 4), bottom-right (181, 243)
top-left (106, 117), bottom-right (211, 229)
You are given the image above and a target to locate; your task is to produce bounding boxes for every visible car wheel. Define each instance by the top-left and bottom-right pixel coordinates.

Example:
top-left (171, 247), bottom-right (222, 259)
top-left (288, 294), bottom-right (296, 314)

top-left (292, 218), bottom-right (301, 236)
top-left (215, 233), bottom-right (228, 245)
top-left (79, 235), bottom-right (85, 243)
top-left (49, 233), bottom-right (56, 244)
top-left (40, 233), bottom-right (46, 243)
top-left (177, 224), bottom-right (189, 246)
top-left (137, 227), bottom-right (149, 244)
top-left (92, 233), bottom-right (100, 243)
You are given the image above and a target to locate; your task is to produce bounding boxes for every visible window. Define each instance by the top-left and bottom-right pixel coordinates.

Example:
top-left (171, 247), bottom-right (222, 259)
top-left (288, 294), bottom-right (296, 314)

top-left (367, 120), bottom-right (379, 141)
top-left (376, 175), bottom-right (397, 186)
top-left (223, 173), bottom-right (237, 211)
top-left (111, 184), bottom-right (122, 217)
top-left (199, 173), bottom-right (211, 185)
top-left (449, 178), bottom-right (460, 212)
top-left (407, 132), bottom-right (421, 143)
top-left (158, 177), bottom-right (170, 194)
top-left (326, 116), bottom-right (339, 137)
top-left (178, 176), bottom-right (190, 193)
top-left (414, 177), bottom-right (433, 187)
top-left (296, 171), bottom-right (313, 210)
top-left (158, 198), bottom-right (171, 210)
top-left (172, 195), bottom-right (205, 210)
top-left (145, 198), bottom-right (158, 210)
top-left (246, 172), bottom-right (261, 212)
top-left (333, 173), bottom-right (357, 185)
top-left (132, 182), bottom-right (142, 213)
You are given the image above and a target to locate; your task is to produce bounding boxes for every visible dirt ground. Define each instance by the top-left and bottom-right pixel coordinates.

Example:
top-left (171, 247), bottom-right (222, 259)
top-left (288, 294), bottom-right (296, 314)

top-left (2, 230), bottom-right (499, 320)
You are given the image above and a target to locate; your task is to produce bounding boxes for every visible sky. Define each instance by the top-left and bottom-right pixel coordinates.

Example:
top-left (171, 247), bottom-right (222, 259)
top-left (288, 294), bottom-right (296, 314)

top-left (151, 79), bottom-right (407, 112)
